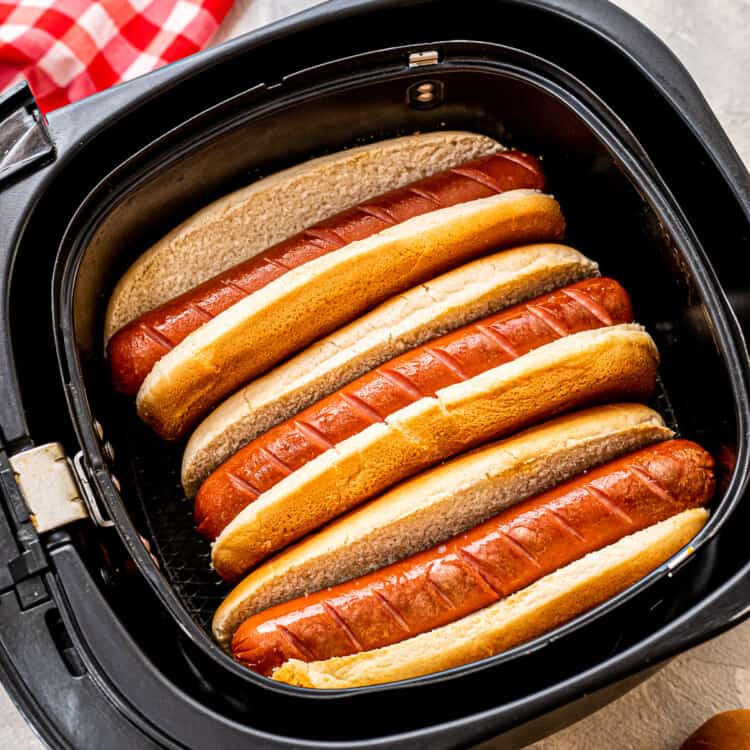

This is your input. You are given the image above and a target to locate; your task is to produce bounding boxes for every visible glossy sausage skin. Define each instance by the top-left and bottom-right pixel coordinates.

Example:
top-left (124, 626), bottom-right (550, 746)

top-left (108, 151), bottom-right (546, 395)
top-left (195, 277), bottom-right (633, 538)
top-left (232, 440), bottom-right (714, 675)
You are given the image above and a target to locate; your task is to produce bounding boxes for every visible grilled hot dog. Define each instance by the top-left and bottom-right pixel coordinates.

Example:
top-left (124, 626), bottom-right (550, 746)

top-left (195, 276), bottom-right (632, 539)
top-left (232, 439), bottom-right (714, 676)
top-left (109, 151), bottom-right (545, 396)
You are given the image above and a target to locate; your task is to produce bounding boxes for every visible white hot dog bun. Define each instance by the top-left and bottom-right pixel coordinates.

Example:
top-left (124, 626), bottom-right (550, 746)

top-left (105, 131), bottom-right (503, 341)
top-left (137, 189), bottom-right (565, 440)
top-left (273, 508), bottom-right (708, 688)
top-left (183, 243), bottom-right (598, 496)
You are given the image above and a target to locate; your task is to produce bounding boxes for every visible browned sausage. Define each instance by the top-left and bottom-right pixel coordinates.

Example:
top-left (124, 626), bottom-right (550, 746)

top-left (108, 151), bottom-right (546, 395)
top-left (195, 277), bottom-right (633, 539)
top-left (232, 439), bottom-right (714, 676)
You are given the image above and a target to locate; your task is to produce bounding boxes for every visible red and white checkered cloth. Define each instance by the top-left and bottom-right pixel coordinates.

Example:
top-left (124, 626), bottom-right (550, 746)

top-left (0, 0), bottom-right (233, 113)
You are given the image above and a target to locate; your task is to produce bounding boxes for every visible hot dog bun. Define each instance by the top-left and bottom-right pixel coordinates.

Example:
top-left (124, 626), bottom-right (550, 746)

top-left (105, 131), bottom-right (502, 341)
top-left (211, 324), bottom-right (659, 581)
top-left (183, 243), bottom-right (599, 497)
top-left (212, 403), bottom-right (672, 647)
top-left (137, 189), bottom-right (565, 440)
top-left (273, 507), bottom-right (708, 688)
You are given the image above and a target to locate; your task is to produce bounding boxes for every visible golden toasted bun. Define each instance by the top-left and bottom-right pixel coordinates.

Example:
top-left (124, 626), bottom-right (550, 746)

top-left (681, 710), bottom-right (750, 750)
top-left (212, 403), bottom-right (672, 647)
top-left (105, 131), bottom-right (502, 341)
top-left (183, 243), bottom-right (598, 496)
top-left (211, 324), bottom-right (659, 581)
top-left (273, 508), bottom-right (708, 688)
top-left (137, 190), bottom-right (565, 440)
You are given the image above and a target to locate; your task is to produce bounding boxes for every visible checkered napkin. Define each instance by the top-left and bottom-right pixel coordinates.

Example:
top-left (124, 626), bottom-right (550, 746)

top-left (0, 0), bottom-right (233, 113)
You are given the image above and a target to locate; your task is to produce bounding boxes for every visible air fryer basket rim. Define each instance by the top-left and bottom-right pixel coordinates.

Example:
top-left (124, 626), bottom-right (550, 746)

top-left (53, 36), bottom-right (750, 699)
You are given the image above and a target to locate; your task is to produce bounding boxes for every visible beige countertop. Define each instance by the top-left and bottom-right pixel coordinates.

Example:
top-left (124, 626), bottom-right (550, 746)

top-left (2, 1), bottom-right (748, 747)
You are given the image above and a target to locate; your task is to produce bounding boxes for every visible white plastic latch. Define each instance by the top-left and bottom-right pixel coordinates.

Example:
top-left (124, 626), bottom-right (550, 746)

top-left (10, 443), bottom-right (89, 533)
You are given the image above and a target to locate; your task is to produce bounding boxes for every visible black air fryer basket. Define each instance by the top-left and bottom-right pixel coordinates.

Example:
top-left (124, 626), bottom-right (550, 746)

top-left (1, 1), bottom-right (749, 748)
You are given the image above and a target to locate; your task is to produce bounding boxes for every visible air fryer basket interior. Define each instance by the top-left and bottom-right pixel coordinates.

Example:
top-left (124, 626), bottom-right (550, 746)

top-left (49, 40), bottom-right (746, 718)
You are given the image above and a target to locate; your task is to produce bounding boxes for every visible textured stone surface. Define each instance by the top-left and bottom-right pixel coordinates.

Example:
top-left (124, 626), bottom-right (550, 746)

top-left (1, 1), bottom-right (747, 748)
top-left (613, 0), bottom-right (750, 167)
top-left (530, 620), bottom-right (750, 750)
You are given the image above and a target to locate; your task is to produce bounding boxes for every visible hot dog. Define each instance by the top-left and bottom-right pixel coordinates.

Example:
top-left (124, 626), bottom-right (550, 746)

top-left (182, 243), bottom-right (599, 497)
top-left (109, 150), bottom-right (545, 397)
top-left (135, 189), bottom-right (564, 440)
top-left (105, 131), bottom-right (503, 341)
top-left (211, 324), bottom-right (659, 581)
top-left (213, 403), bottom-right (673, 648)
top-left (275, 508), bottom-right (708, 688)
top-left (196, 277), bottom-right (633, 540)
top-left (231, 440), bottom-right (714, 678)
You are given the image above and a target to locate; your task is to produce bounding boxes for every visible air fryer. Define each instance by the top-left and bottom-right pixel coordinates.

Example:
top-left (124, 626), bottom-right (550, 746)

top-left (0, 2), bottom-right (749, 748)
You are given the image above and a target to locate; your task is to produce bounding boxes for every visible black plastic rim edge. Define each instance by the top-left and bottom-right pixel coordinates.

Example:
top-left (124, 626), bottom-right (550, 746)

top-left (49, 40), bottom-right (750, 699)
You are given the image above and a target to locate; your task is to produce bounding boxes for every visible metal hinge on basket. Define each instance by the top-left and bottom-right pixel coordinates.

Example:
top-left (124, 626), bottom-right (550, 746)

top-left (9, 443), bottom-right (114, 532)
top-left (408, 50), bottom-right (439, 67)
